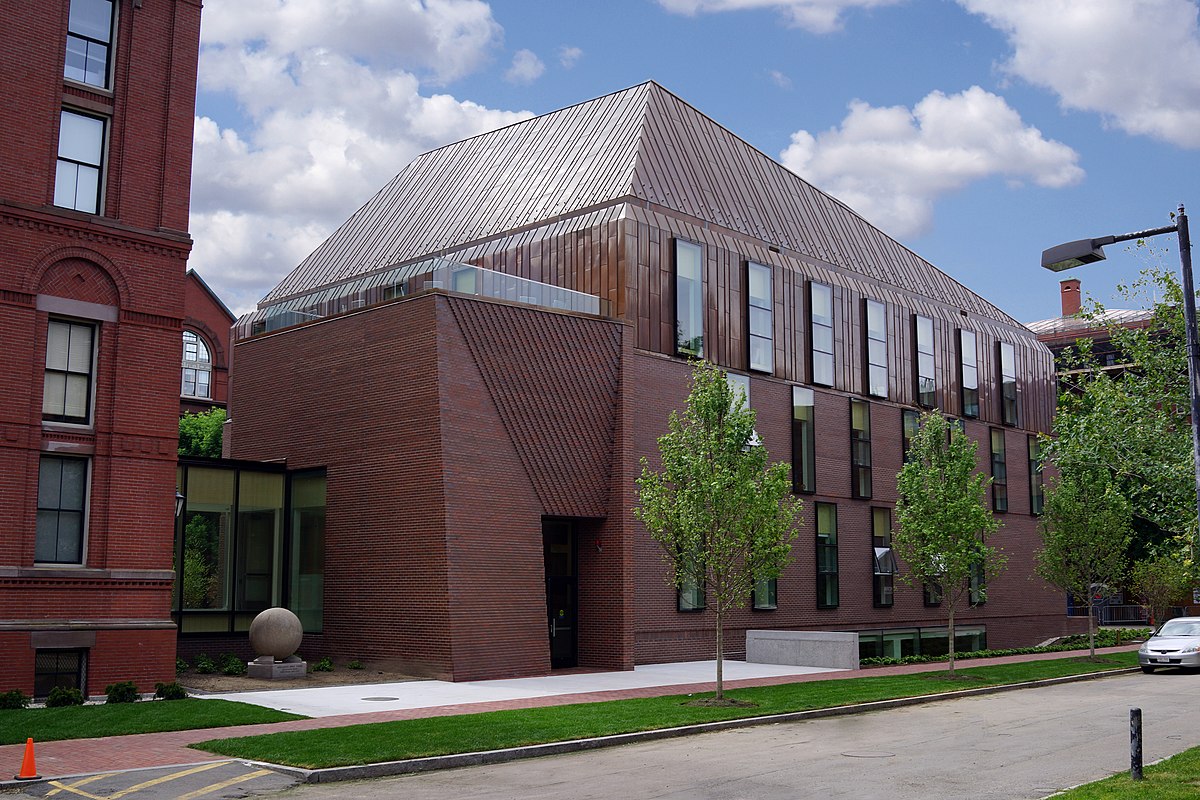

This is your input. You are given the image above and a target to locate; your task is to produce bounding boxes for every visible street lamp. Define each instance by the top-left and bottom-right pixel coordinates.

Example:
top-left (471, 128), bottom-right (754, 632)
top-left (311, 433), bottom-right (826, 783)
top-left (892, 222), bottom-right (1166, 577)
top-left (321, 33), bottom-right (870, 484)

top-left (1041, 204), bottom-right (1197, 539)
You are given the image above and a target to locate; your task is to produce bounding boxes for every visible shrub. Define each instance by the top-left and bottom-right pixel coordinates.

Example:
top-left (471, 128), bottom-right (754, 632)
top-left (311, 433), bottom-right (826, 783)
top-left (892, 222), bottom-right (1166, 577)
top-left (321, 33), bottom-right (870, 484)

top-left (0, 689), bottom-right (31, 710)
top-left (347, 660), bottom-right (364, 670)
top-left (176, 657), bottom-right (190, 675)
top-left (104, 681), bottom-right (139, 704)
top-left (46, 686), bottom-right (85, 707)
top-left (194, 653), bottom-right (216, 674)
top-left (219, 653), bottom-right (247, 676)
top-left (154, 682), bottom-right (188, 700)
top-left (311, 657), bottom-right (334, 672)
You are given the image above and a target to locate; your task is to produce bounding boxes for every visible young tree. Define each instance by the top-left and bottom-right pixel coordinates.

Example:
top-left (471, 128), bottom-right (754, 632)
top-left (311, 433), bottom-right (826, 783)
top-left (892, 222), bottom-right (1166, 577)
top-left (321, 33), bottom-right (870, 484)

top-left (178, 407), bottom-right (227, 458)
top-left (635, 361), bottom-right (801, 702)
top-left (1131, 545), bottom-right (1194, 627)
top-left (894, 410), bottom-right (1004, 675)
top-left (1036, 472), bottom-right (1132, 659)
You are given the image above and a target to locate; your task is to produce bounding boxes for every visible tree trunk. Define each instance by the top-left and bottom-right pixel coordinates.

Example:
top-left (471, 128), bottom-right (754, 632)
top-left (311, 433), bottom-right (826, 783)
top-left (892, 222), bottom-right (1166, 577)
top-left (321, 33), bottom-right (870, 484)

top-left (715, 608), bottom-right (724, 701)
top-left (947, 606), bottom-right (956, 676)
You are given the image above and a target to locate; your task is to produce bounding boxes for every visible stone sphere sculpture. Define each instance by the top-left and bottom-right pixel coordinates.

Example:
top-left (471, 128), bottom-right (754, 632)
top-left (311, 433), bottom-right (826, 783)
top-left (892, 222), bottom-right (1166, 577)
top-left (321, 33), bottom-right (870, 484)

top-left (249, 607), bottom-right (304, 660)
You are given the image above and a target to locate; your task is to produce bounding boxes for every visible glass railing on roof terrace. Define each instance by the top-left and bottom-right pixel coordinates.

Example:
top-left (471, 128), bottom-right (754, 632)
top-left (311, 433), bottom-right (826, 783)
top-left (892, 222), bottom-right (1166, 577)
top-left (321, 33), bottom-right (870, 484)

top-left (235, 258), bottom-right (609, 339)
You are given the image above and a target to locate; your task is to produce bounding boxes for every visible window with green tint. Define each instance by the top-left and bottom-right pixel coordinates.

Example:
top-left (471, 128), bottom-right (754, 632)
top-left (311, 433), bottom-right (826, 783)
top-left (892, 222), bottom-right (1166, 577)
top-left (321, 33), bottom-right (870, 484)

top-left (990, 428), bottom-right (1007, 513)
top-left (753, 577), bottom-right (777, 610)
top-left (235, 471), bottom-right (285, 628)
top-left (180, 468), bottom-right (235, 622)
top-left (816, 502), bottom-right (838, 608)
top-left (290, 470), bottom-right (326, 632)
top-left (872, 507), bottom-right (895, 607)
top-left (851, 399), bottom-right (872, 499)
top-left (923, 582), bottom-right (942, 606)
top-left (674, 240), bottom-right (704, 357)
top-left (810, 282), bottom-right (833, 386)
top-left (999, 341), bottom-right (1018, 425)
top-left (915, 315), bottom-right (935, 407)
top-left (792, 386), bottom-right (815, 493)
top-left (747, 261), bottom-right (773, 372)
top-left (969, 560), bottom-right (986, 605)
top-left (901, 409), bottom-right (920, 463)
top-left (865, 299), bottom-right (887, 398)
top-left (678, 575), bottom-right (705, 611)
top-left (959, 329), bottom-right (979, 417)
top-left (1028, 435), bottom-right (1044, 515)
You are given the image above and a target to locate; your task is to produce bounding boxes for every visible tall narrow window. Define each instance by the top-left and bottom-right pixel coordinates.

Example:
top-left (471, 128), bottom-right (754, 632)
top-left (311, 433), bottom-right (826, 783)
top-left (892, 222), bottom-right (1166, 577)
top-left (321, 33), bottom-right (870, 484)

top-left (679, 575), bottom-right (705, 611)
top-left (36, 455), bottom-right (88, 564)
top-left (56, 110), bottom-right (106, 214)
top-left (902, 409), bottom-right (920, 463)
top-left (991, 428), bottom-right (1008, 513)
top-left (747, 261), bottom-right (773, 372)
top-left (792, 386), bottom-right (816, 494)
top-left (1028, 435), bottom-right (1045, 515)
top-left (65, 0), bottom-right (115, 88)
top-left (43, 320), bottom-right (95, 424)
top-left (752, 577), bottom-right (777, 610)
top-left (959, 329), bottom-right (979, 418)
top-left (182, 331), bottom-right (212, 399)
top-left (969, 561), bottom-right (986, 605)
top-left (851, 399), bottom-right (872, 499)
top-left (864, 299), bottom-right (887, 398)
top-left (727, 373), bottom-right (750, 408)
top-left (872, 507), bottom-right (896, 608)
top-left (810, 282), bottom-right (834, 386)
top-left (924, 582), bottom-right (942, 606)
top-left (998, 341), bottom-right (1018, 425)
top-left (816, 502), bottom-right (838, 609)
top-left (915, 315), bottom-right (935, 407)
top-left (674, 240), bottom-right (704, 358)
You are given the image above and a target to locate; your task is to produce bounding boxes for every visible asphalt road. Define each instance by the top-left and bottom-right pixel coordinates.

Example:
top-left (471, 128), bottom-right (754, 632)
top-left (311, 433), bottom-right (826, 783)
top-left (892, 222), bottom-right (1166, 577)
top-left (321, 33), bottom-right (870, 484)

top-left (271, 670), bottom-right (1200, 800)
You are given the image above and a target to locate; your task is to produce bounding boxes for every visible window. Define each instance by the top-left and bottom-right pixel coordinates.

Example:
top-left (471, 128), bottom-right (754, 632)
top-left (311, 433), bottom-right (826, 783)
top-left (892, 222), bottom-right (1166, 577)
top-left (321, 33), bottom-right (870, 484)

top-left (864, 299), bottom-right (887, 397)
top-left (959, 329), bottom-right (979, 418)
top-left (747, 261), bottom-right (773, 372)
top-left (34, 649), bottom-right (87, 699)
top-left (727, 372), bottom-right (750, 408)
top-left (902, 409), bottom-right (920, 463)
top-left (923, 582), bottom-right (942, 606)
top-left (678, 576), bottom-right (705, 611)
top-left (915, 315), bottom-right (935, 407)
top-left (810, 282), bottom-right (833, 386)
top-left (816, 502), bottom-right (838, 608)
top-left (990, 428), bottom-right (1007, 512)
top-left (65, 0), bottom-right (115, 88)
top-left (872, 507), bottom-right (896, 608)
top-left (792, 386), bottom-right (815, 494)
top-left (43, 319), bottom-right (95, 424)
top-left (36, 455), bottom-right (88, 564)
top-left (1029, 435), bottom-right (1045, 515)
top-left (998, 341), bottom-right (1018, 425)
top-left (851, 399), bottom-right (872, 499)
top-left (753, 577), bottom-right (777, 610)
top-left (674, 240), bottom-right (704, 358)
top-left (56, 109), bottom-right (106, 214)
top-left (182, 330), bottom-right (212, 399)
top-left (969, 560), bottom-right (986, 605)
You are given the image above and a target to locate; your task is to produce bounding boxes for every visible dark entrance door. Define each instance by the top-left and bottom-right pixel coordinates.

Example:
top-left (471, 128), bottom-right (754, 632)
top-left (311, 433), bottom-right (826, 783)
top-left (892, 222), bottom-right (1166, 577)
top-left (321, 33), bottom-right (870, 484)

top-left (543, 520), bottom-right (577, 669)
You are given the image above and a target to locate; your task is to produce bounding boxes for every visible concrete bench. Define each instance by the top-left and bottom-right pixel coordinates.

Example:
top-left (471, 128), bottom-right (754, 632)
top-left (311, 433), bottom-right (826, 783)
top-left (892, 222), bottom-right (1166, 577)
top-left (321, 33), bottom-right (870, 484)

top-left (745, 630), bottom-right (859, 670)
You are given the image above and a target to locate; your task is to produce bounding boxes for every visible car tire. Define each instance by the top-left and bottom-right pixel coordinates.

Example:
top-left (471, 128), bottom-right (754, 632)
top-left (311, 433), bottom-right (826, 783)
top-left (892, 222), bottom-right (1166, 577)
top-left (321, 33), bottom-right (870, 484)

top-left (1141, 665), bottom-right (1156, 674)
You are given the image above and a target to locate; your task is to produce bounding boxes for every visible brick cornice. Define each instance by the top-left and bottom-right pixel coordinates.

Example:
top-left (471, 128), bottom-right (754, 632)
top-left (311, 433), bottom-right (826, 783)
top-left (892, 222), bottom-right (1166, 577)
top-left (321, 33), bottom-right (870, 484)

top-left (0, 201), bottom-right (192, 259)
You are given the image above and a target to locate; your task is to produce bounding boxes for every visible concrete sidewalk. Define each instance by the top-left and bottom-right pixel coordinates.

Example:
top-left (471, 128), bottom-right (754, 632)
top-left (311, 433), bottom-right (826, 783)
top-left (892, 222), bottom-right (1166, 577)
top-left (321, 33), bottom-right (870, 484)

top-left (0, 646), bottom-right (1139, 784)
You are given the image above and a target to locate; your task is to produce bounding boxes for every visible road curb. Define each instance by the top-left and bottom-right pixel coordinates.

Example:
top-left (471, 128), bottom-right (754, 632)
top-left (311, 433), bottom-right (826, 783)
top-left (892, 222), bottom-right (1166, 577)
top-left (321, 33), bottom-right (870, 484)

top-left (256, 666), bottom-right (1139, 784)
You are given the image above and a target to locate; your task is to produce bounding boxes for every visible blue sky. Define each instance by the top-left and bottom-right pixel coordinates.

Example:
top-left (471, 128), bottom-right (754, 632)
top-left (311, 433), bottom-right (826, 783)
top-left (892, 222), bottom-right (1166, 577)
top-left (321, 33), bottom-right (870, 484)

top-left (190, 0), bottom-right (1200, 324)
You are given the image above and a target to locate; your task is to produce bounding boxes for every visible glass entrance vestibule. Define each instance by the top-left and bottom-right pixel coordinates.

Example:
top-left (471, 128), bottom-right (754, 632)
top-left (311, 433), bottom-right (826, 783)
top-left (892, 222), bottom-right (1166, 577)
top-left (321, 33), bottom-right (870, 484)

top-left (175, 458), bottom-right (326, 635)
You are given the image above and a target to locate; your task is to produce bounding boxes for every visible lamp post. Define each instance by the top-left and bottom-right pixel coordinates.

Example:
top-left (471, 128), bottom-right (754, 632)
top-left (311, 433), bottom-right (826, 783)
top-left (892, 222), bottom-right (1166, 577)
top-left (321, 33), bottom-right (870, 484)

top-left (1041, 204), bottom-right (1198, 542)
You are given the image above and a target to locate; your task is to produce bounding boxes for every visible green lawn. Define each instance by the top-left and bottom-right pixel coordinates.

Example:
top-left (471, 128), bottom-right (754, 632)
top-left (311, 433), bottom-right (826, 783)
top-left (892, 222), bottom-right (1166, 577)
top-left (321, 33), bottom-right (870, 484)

top-left (1055, 746), bottom-right (1200, 799)
top-left (194, 652), bottom-right (1138, 769)
top-left (0, 699), bottom-right (304, 745)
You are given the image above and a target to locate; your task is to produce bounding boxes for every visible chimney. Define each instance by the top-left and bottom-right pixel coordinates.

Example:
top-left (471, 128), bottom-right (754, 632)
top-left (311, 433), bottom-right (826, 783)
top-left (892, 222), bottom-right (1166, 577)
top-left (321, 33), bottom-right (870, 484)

top-left (1060, 278), bottom-right (1081, 316)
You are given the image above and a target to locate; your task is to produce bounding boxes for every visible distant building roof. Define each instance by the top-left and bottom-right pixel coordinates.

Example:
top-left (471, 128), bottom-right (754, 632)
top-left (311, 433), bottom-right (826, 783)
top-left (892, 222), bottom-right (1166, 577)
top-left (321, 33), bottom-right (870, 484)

top-left (1025, 308), bottom-right (1154, 339)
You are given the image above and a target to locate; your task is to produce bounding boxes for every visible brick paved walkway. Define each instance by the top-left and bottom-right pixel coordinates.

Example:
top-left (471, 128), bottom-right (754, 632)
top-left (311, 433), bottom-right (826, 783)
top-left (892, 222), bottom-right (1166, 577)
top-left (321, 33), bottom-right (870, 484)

top-left (0, 645), bottom-right (1139, 781)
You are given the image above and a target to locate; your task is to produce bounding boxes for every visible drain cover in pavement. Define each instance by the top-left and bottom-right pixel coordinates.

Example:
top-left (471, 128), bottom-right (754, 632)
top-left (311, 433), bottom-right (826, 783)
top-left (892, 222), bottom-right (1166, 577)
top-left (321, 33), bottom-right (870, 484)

top-left (841, 751), bottom-right (896, 758)
top-left (362, 696), bottom-right (400, 701)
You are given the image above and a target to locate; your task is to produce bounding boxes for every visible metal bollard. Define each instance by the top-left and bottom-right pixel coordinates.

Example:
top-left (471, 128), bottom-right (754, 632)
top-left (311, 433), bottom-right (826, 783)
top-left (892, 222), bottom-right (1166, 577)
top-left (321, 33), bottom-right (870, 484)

top-left (1130, 707), bottom-right (1143, 780)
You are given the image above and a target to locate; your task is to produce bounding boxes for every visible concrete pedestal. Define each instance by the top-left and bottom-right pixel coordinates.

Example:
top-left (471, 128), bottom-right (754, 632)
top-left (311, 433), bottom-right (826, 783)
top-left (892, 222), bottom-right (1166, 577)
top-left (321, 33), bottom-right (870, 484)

top-left (247, 655), bottom-right (308, 680)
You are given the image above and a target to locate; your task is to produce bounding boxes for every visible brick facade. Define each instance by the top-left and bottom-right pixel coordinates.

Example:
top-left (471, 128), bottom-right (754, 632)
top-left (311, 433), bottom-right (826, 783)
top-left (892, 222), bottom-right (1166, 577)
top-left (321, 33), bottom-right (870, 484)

top-left (0, 1), bottom-right (201, 697)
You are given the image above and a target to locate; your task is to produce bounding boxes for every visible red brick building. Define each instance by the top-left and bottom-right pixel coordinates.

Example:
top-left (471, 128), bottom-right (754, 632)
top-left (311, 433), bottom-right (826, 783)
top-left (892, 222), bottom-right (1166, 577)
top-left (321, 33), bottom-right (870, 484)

top-left (0, 1), bottom-right (202, 697)
top-left (223, 83), bottom-right (1081, 680)
top-left (181, 269), bottom-right (235, 417)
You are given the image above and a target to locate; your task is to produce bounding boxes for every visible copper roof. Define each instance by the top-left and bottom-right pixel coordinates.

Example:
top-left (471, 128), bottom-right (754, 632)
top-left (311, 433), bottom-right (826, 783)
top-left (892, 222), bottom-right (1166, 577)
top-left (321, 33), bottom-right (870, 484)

top-left (260, 81), bottom-right (1021, 326)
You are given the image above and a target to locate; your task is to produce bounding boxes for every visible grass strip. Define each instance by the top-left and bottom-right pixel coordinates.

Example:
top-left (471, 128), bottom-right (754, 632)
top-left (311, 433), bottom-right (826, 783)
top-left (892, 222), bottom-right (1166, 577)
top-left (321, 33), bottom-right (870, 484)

top-left (193, 652), bottom-right (1138, 769)
top-left (0, 699), bottom-right (304, 745)
top-left (1054, 745), bottom-right (1200, 799)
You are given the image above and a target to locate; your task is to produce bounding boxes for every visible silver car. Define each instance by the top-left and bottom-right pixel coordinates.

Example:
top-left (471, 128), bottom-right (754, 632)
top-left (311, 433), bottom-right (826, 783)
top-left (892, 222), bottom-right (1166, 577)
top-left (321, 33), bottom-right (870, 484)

top-left (1139, 617), bottom-right (1200, 672)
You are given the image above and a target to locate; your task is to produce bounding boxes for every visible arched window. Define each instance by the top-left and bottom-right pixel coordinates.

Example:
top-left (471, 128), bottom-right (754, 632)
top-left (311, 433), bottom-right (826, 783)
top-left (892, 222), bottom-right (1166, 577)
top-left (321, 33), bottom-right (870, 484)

top-left (182, 330), bottom-right (212, 398)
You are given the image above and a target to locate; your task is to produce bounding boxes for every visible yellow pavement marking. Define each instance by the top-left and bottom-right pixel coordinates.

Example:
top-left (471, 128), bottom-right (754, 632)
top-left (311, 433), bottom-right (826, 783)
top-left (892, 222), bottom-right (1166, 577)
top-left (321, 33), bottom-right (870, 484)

top-left (105, 761), bottom-right (229, 799)
top-left (45, 773), bottom-right (116, 797)
top-left (174, 768), bottom-right (274, 800)
top-left (44, 782), bottom-right (105, 800)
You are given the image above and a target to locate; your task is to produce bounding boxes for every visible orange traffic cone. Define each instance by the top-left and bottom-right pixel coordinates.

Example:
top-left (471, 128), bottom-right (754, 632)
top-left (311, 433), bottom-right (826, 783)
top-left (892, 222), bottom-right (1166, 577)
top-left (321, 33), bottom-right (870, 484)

top-left (14, 737), bottom-right (40, 781)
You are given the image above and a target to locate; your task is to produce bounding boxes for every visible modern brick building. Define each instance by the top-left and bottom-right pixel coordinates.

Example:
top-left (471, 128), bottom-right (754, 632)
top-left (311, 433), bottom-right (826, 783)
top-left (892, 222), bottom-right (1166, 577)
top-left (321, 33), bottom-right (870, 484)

top-left (222, 82), bottom-right (1081, 680)
top-left (0, 1), bottom-right (202, 697)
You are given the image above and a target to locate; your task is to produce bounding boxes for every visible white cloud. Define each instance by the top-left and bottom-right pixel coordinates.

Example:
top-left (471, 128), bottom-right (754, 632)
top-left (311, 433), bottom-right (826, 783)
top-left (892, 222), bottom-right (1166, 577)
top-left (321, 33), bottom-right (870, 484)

top-left (780, 86), bottom-right (1084, 238)
top-left (505, 49), bottom-right (545, 84)
top-left (960, 0), bottom-right (1200, 148)
top-left (768, 69), bottom-right (792, 89)
top-left (558, 45), bottom-right (583, 68)
top-left (188, 0), bottom-right (529, 315)
top-left (656, 0), bottom-right (904, 33)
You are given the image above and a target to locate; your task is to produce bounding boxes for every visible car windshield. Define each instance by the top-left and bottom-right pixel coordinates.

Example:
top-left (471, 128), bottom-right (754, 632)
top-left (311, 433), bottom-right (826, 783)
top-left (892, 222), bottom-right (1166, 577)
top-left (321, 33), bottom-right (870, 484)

top-left (1157, 620), bottom-right (1200, 637)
